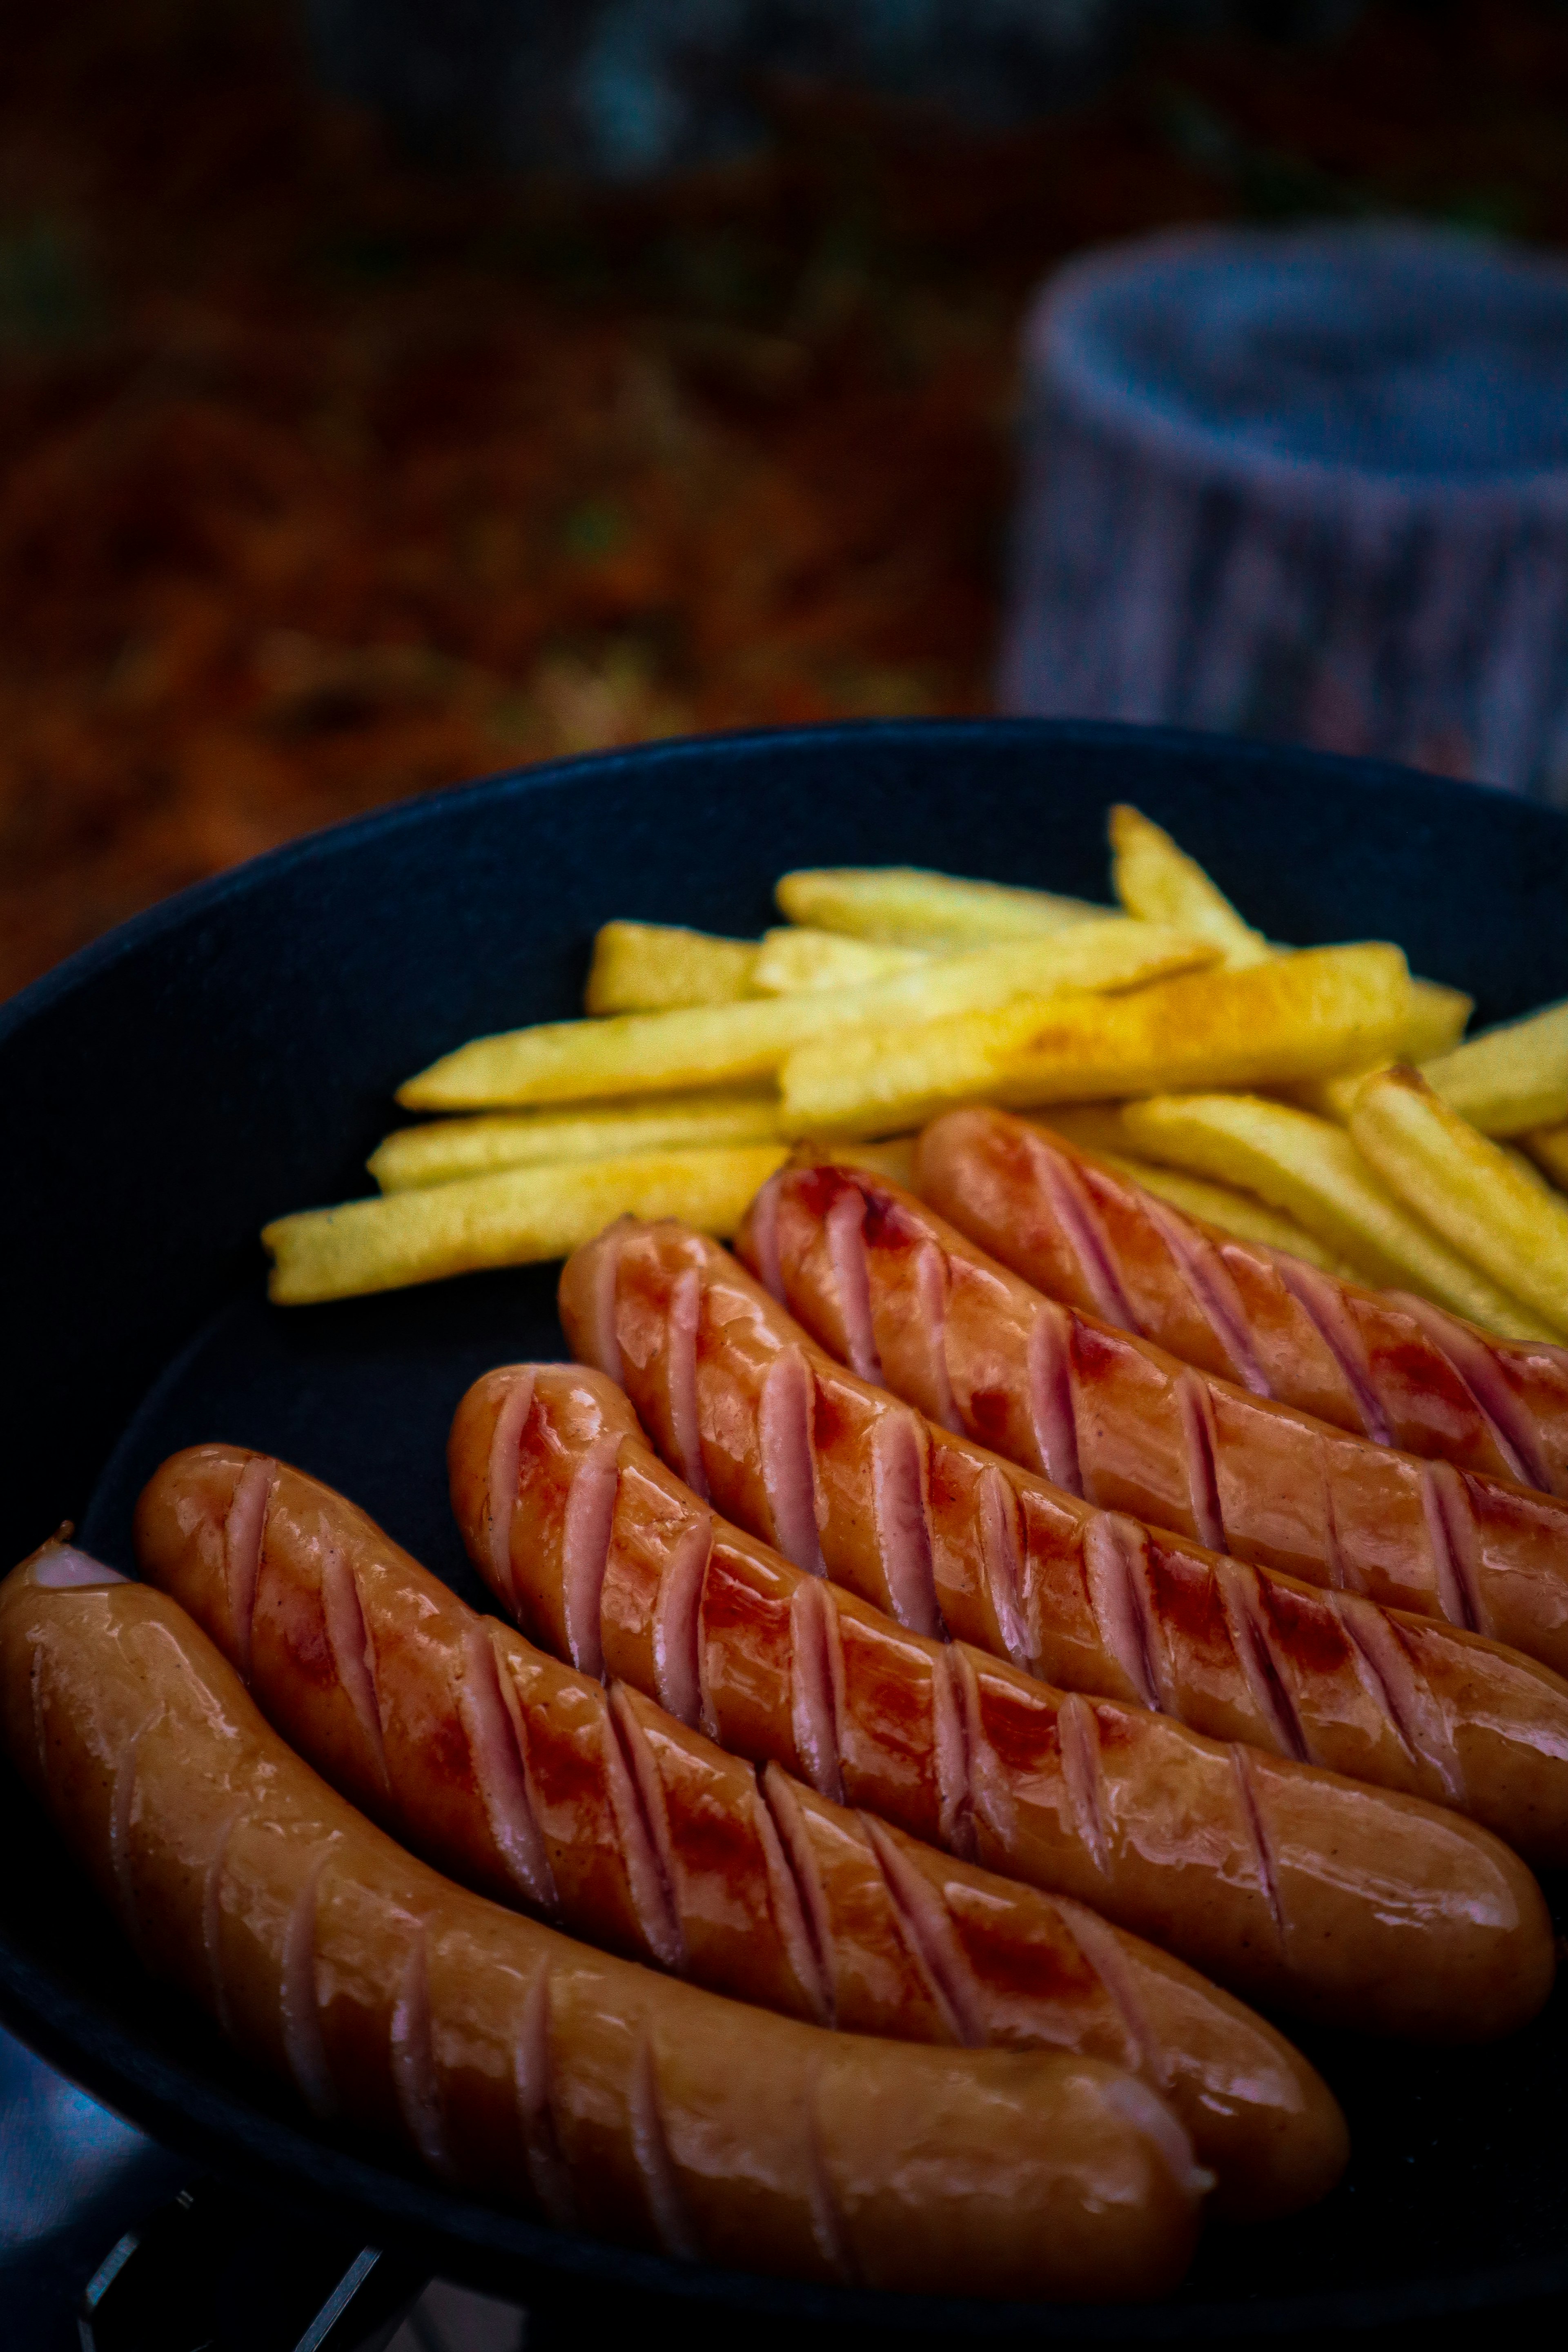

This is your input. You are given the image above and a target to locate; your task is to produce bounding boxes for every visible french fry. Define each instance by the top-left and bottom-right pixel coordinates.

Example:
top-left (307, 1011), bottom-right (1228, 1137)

top-left (1119, 1091), bottom-right (1555, 1341)
top-left (791, 1135), bottom-right (919, 1188)
top-left (1285, 980), bottom-right (1474, 1120)
top-left (1349, 1067), bottom-right (1568, 1339)
top-left (1109, 805), bottom-right (1272, 968)
top-left (1523, 1122), bottom-right (1568, 1192)
top-left (585, 920), bottom-right (759, 1013)
top-left (1420, 998), bottom-right (1568, 1136)
top-left (751, 927), bottom-right (929, 993)
top-left (1030, 1105), bottom-right (1140, 1157)
top-left (774, 866), bottom-right (1112, 948)
top-left (368, 1088), bottom-right (782, 1192)
top-left (780, 943), bottom-right (1417, 1139)
top-left (399, 922), bottom-right (1216, 1110)
top-left (264, 1143), bottom-right (788, 1305)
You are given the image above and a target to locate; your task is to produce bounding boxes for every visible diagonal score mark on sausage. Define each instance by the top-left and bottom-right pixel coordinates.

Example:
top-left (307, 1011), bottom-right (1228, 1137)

top-left (870, 1409), bottom-right (941, 1637)
top-left (652, 1515), bottom-right (713, 1729)
top-left (321, 1544), bottom-right (392, 1796)
top-left (629, 2026), bottom-right (700, 2260)
top-left (1141, 1195), bottom-right (1270, 1400)
top-left (666, 1265), bottom-right (708, 1499)
top-left (859, 1815), bottom-right (986, 2046)
top-left (1228, 1746), bottom-right (1285, 1948)
top-left (1038, 1151), bottom-right (1139, 1332)
top-left (978, 1464), bottom-right (1031, 1670)
top-left (1388, 1293), bottom-right (1545, 1493)
top-left (280, 1845), bottom-right (338, 2120)
top-left (748, 1766), bottom-right (833, 2025)
top-left (1051, 1897), bottom-right (1155, 2084)
top-left (604, 1685), bottom-right (686, 1972)
top-left (1336, 1596), bottom-right (1464, 1801)
top-left (1056, 1694), bottom-right (1109, 1880)
top-left (1176, 1374), bottom-right (1226, 1556)
top-left (788, 1576), bottom-right (845, 1804)
top-left (1274, 1259), bottom-right (1392, 1446)
top-left (913, 1237), bottom-right (963, 1433)
top-left (1028, 1297), bottom-right (1083, 1496)
top-left (561, 1436), bottom-right (621, 1676)
top-left (1422, 1462), bottom-right (1483, 1635)
top-left (757, 1763), bottom-right (835, 2026)
top-left (760, 1346), bottom-right (826, 1576)
top-left (391, 1921), bottom-right (453, 2178)
top-left (1082, 1515), bottom-right (1161, 1715)
top-left (223, 1455), bottom-right (276, 1681)
top-left (485, 1368), bottom-right (537, 1606)
top-left (825, 1183), bottom-right (883, 1383)
top-left (460, 1619), bottom-right (555, 1909)
top-left (516, 1965), bottom-right (575, 2227)
top-left (1214, 1563), bottom-right (1309, 1764)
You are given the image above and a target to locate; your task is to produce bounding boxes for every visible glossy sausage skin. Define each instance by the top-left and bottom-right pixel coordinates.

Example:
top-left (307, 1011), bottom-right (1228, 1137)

top-left (901, 1116), bottom-right (1568, 1678)
top-left (136, 1442), bottom-right (1345, 2223)
top-left (738, 1165), bottom-right (1568, 1865)
top-left (0, 1541), bottom-right (1205, 2300)
top-left (459, 1345), bottom-right (1553, 2042)
top-left (922, 1107), bottom-right (1568, 1497)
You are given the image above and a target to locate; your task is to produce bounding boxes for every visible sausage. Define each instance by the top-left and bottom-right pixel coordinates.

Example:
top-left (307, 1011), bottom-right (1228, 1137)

top-left (138, 1445), bottom-right (1346, 2221)
top-left (599, 1184), bottom-right (1568, 1870)
top-left (920, 1106), bottom-right (1568, 1498)
top-left (742, 1154), bottom-right (1568, 1697)
top-left (0, 1538), bottom-right (1206, 2300)
top-left (457, 1348), bottom-right (1554, 2040)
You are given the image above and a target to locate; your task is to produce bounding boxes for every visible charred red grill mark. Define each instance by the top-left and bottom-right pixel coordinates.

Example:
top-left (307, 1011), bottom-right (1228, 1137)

top-left (972, 1674), bottom-right (1062, 1771)
top-left (1252, 1575), bottom-right (1356, 1679)
top-left (1143, 1543), bottom-right (1231, 1653)
top-left (967, 1388), bottom-right (1014, 1448)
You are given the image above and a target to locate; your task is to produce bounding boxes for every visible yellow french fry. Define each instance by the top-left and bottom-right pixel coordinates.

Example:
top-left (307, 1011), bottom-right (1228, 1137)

top-left (263, 1142), bottom-right (788, 1305)
top-left (1120, 1090), bottom-right (1554, 1341)
top-left (368, 1088), bottom-right (782, 1192)
top-left (1349, 1067), bottom-right (1568, 1339)
top-left (585, 920), bottom-right (759, 1013)
top-left (1029, 1105), bottom-right (1140, 1157)
top-left (1420, 998), bottom-right (1568, 1136)
top-left (1523, 1122), bottom-right (1568, 1192)
top-left (399, 922), bottom-right (1216, 1111)
top-left (1285, 980), bottom-right (1474, 1120)
top-left (774, 865), bottom-right (1112, 948)
top-left (780, 943), bottom-right (1417, 1139)
top-left (751, 927), bottom-right (929, 993)
top-left (1109, 805), bottom-right (1272, 968)
top-left (792, 1135), bottom-right (919, 1188)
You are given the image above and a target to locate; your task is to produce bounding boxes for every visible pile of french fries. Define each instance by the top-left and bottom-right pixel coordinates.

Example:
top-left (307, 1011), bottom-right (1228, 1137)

top-left (263, 806), bottom-right (1568, 1345)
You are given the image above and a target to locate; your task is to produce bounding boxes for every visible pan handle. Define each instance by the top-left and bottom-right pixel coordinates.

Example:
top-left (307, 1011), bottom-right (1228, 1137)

top-left (76, 2177), bottom-right (426, 2352)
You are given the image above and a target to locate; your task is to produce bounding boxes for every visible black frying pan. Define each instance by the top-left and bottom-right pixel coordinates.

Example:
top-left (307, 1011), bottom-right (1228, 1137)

top-left (3, 719), bottom-right (1567, 2348)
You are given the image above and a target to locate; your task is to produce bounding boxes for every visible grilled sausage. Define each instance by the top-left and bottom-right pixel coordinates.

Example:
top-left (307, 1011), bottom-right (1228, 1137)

top-left (138, 1444), bottom-right (1346, 2221)
top-left (0, 1538), bottom-right (1206, 2300)
top-left (736, 1163), bottom-right (1568, 1865)
top-left (920, 1106), bottom-right (1568, 1497)
top-left (895, 1115), bottom-right (1568, 1678)
top-left (455, 1347), bottom-right (1554, 2041)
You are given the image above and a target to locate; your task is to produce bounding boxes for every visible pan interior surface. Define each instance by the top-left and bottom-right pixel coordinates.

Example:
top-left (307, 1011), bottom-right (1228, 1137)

top-left (2, 719), bottom-right (1567, 2339)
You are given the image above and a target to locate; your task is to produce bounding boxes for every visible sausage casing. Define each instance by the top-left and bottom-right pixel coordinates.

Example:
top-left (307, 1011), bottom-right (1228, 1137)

top-left (459, 1342), bottom-right (1554, 2041)
top-left (733, 1162), bottom-right (1568, 1865)
top-left (138, 1443), bottom-right (1347, 2220)
top-left (0, 1541), bottom-right (1206, 2299)
top-left (920, 1106), bottom-right (1568, 1496)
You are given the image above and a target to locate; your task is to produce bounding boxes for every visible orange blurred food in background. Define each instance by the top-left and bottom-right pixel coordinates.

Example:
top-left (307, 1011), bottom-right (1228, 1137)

top-left (2, 0), bottom-right (1566, 1000)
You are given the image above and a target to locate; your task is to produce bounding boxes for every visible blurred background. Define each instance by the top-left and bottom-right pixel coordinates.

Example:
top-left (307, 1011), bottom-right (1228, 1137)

top-left (4, 0), bottom-right (1568, 1005)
